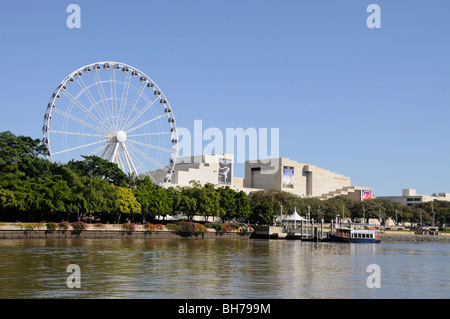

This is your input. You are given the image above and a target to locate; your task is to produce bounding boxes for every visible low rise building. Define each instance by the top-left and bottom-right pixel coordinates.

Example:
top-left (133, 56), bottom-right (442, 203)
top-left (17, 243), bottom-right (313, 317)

top-left (379, 189), bottom-right (450, 206)
top-left (244, 157), bottom-right (371, 200)
top-left (151, 154), bottom-right (235, 187)
top-left (150, 154), bottom-right (372, 201)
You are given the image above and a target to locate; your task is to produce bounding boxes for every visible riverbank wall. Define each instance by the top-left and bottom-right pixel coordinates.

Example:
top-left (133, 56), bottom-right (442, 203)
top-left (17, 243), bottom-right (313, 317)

top-left (381, 231), bottom-right (450, 243)
top-left (0, 229), bottom-right (251, 240)
top-left (1, 227), bottom-right (449, 242)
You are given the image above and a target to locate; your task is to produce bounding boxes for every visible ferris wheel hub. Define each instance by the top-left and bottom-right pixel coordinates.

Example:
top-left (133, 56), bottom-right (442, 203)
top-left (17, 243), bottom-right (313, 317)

top-left (116, 130), bottom-right (127, 143)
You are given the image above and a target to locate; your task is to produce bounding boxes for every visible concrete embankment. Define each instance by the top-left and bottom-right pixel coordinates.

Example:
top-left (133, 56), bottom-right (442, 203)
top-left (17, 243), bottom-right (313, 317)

top-left (0, 229), bottom-right (251, 240)
top-left (381, 232), bottom-right (450, 243)
top-left (1, 225), bottom-right (448, 242)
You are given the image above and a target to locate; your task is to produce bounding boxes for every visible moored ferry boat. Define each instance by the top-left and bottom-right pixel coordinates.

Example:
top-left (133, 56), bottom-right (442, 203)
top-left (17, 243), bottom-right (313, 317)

top-left (330, 223), bottom-right (381, 243)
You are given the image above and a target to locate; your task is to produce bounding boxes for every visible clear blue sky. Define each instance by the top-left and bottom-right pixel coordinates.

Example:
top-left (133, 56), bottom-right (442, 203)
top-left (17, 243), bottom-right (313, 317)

top-left (0, 0), bottom-right (449, 196)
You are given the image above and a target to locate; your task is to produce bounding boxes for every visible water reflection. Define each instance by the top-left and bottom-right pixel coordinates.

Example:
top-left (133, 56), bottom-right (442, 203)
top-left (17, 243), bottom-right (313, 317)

top-left (0, 239), bottom-right (448, 298)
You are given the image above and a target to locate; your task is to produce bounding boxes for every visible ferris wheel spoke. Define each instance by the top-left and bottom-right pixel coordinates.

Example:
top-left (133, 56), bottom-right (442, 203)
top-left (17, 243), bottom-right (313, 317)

top-left (52, 139), bottom-right (105, 156)
top-left (110, 69), bottom-right (119, 131)
top-left (72, 86), bottom-right (110, 131)
top-left (121, 96), bottom-right (160, 132)
top-left (126, 142), bottom-right (169, 171)
top-left (93, 70), bottom-right (114, 129)
top-left (76, 77), bottom-right (115, 131)
top-left (125, 113), bottom-right (168, 134)
top-left (52, 108), bottom-right (109, 135)
top-left (75, 77), bottom-right (108, 119)
top-left (88, 142), bottom-right (108, 156)
top-left (120, 82), bottom-right (147, 130)
top-left (61, 90), bottom-right (107, 130)
top-left (126, 138), bottom-right (174, 154)
top-left (49, 130), bottom-right (106, 138)
top-left (127, 131), bottom-right (172, 138)
top-left (118, 71), bottom-right (133, 132)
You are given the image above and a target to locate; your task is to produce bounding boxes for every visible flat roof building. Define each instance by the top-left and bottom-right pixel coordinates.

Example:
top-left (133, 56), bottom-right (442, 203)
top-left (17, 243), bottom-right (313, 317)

top-left (151, 154), bottom-right (236, 188)
top-left (150, 154), bottom-right (372, 201)
top-left (379, 189), bottom-right (450, 206)
top-left (244, 157), bottom-right (350, 197)
top-left (244, 157), bottom-right (372, 200)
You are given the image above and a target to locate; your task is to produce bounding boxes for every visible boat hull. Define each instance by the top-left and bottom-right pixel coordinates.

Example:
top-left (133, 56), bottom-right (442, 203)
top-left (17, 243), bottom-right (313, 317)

top-left (329, 234), bottom-right (381, 244)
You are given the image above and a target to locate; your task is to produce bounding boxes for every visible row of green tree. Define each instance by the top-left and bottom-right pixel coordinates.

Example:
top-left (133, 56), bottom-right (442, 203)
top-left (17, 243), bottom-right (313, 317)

top-left (0, 131), bottom-right (251, 223)
top-left (1, 131), bottom-right (448, 226)
top-left (248, 188), bottom-right (450, 226)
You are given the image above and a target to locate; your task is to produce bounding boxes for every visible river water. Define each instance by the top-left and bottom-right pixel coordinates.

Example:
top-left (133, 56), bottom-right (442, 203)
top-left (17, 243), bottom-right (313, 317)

top-left (0, 238), bottom-right (448, 299)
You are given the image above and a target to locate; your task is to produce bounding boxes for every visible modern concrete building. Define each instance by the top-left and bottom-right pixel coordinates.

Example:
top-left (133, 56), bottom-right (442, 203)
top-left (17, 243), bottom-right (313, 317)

top-left (379, 189), bottom-right (450, 206)
top-left (151, 154), bottom-right (372, 201)
top-left (244, 157), bottom-right (372, 200)
top-left (151, 154), bottom-right (235, 187)
top-left (244, 158), bottom-right (349, 196)
top-left (318, 186), bottom-right (374, 201)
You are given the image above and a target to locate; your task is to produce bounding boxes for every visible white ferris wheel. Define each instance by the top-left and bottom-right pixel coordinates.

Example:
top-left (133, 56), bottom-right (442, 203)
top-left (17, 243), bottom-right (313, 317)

top-left (42, 61), bottom-right (178, 187)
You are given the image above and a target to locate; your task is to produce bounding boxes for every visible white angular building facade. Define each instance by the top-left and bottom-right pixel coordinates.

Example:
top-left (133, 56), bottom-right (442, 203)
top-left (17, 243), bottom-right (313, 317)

top-left (151, 154), bottom-right (372, 200)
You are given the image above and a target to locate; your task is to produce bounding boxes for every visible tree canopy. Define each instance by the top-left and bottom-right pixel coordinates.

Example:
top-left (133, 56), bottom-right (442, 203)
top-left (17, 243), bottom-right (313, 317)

top-left (246, 189), bottom-right (447, 226)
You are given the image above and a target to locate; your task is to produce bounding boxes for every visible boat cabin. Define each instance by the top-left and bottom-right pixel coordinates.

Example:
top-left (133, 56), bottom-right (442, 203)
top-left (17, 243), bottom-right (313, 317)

top-left (331, 223), bottom-right (381, 243)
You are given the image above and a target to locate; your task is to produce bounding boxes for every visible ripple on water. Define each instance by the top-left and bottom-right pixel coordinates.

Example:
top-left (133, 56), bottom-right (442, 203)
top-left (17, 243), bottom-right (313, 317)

top-left (0, 239), bottom-right (448, 298)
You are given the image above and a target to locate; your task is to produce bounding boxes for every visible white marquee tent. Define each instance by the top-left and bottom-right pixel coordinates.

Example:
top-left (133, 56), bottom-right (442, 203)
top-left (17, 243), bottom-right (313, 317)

top-left (282, 207), bottom-right (306, 227)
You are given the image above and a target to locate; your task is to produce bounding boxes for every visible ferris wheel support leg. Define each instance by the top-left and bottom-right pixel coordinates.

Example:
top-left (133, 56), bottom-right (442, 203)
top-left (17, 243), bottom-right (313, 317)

top-left (116, 151), bottom-right (125, 172)
top-left (122, 143), bottom-right (139, 177)
top-left (101, 142), bottom-right (113, 160)
top-left (109, 142), bottom-right (120, 163)
top-left (120, 143), bottom-right (133, 176)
